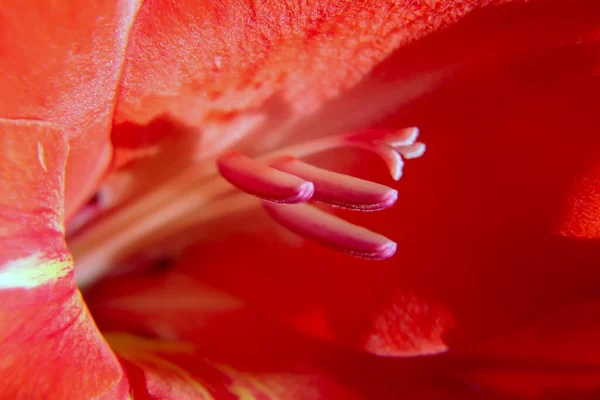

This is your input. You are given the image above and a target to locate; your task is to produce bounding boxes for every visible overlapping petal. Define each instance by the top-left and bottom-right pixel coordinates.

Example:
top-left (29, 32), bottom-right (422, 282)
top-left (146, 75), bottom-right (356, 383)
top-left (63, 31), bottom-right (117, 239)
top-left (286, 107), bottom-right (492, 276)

top-left (0, 0), bottom-right (141, 217)
top-left (0, 120), bottom-right (128, 399)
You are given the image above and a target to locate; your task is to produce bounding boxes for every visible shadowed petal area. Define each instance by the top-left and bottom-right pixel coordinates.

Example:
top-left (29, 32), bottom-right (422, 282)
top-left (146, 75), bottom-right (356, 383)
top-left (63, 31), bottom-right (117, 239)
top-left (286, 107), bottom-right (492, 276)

top-left (86, 272), bottom-right (403, 400)
top-left (168, 236), bottom-right (455, 357)
top-left (0, 120), bottom-right (128, 399)
top-left (0, 0), bottom-right (141, 217)
top-left (448, 295), bottom-right (600, 397)
top-left (109, 333), bottom-right (375, 400)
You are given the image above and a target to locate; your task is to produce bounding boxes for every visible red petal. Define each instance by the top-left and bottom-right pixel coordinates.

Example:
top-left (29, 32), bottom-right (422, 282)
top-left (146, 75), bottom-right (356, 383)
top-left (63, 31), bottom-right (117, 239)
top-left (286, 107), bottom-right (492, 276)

top-left (169, 235), bottom-right (454, 357)
top-left (113, 0), bottom-right (511, 148)
top-left (0, 1), bottom-right (141, 217)
top-left (0, 120), bottom-right (128, 399)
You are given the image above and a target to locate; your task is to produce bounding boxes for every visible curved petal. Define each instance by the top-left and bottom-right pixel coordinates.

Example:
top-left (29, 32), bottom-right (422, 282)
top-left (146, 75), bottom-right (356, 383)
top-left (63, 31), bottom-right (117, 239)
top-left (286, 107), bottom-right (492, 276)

top-left (0, 120), bottom-right (128, 399)
top-left (465, 296), bottom-right (600, 366)
top-left (112, 0), bottom-right (600, 160)
top-left (0, 0), bottom-right (142, 217)
top-left (113, 0), bottom-right (515, 156)
top-left (113, 0), bottom-right (540, 173)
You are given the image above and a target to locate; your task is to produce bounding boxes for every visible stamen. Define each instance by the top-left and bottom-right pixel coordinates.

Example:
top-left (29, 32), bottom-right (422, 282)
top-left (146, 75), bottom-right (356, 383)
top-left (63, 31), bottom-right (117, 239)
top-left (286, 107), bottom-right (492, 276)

top-left (217, 151), bottom-right (314, 203)
top-left (270, 156), bottom-right (398, 211)
top-left (72, 126), bottom-right (424, 287)
top-left (262, 202), bottom-right (397, 260)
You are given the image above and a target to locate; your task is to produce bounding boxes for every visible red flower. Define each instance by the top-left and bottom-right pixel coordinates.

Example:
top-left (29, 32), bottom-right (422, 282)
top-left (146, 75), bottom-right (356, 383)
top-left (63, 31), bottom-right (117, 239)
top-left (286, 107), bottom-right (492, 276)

top-left (1, 0), bottom-right (599, 399)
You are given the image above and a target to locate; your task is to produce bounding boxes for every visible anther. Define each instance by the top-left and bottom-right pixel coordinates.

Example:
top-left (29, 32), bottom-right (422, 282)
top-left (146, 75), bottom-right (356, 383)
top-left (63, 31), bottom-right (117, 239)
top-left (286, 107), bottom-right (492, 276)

top-left (217, 151), bottom-right (314, 203)
top-left (270, 156), bottom-right (398, 211)
top-left (262, 202), bottom-right (397, 260)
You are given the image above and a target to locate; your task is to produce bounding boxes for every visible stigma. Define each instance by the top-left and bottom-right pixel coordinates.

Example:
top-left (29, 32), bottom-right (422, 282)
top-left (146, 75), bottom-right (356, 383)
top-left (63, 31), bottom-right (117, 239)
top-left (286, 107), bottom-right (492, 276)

top-left (69, 127), bottom-right (424, 286)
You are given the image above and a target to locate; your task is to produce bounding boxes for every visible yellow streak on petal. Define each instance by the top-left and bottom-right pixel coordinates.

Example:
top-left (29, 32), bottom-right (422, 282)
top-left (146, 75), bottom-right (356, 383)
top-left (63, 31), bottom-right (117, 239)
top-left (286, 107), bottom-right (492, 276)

top-left (230, 385), bottom-right (261, 400)
top-left (105, 332), bottom-right (196, 354)
top-left (0, 253), bottom-right (71, 289)
top-left (213, 363), bottom-right (282, 400)
top-left (105, 333), bottom-right (214, 400)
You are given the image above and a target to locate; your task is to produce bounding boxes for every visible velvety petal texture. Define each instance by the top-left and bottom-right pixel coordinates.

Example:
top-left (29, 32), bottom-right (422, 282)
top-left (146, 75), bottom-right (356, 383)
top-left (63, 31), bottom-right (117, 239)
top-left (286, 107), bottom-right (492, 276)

top-left (0, 0), bottom-right (141, 217)
top-left (0, 120), bottom-right (128, 399)
top-left (116, 0), bottom-right (501, 127)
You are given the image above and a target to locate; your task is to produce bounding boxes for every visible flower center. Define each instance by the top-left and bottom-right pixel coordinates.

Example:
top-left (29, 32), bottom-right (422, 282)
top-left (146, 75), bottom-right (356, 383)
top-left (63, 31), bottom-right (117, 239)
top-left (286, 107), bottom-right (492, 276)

top-left (69, 127), bottom-right (424, 287)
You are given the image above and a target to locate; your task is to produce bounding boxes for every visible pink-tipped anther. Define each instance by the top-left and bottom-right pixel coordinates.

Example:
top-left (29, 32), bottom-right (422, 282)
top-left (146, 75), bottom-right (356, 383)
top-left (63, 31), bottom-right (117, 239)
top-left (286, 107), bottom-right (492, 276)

top-left (217, 152), bottom-right (314, 203)
top-left (271, 157), bottom-right (398, 211)
top-left (263, 202), bottom-right (397, 260)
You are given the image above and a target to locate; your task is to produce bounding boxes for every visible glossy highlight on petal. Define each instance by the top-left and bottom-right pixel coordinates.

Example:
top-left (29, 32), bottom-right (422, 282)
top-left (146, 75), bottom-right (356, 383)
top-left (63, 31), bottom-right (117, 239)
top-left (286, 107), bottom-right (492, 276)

top-left (217, 151), bottom-right (314, 203)
top-left (262, 203), bottom-right (396, 260)
top-left (270, 156), bottom-right (398, 211)
top-left (0, 0), bottom-right (143, 218)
